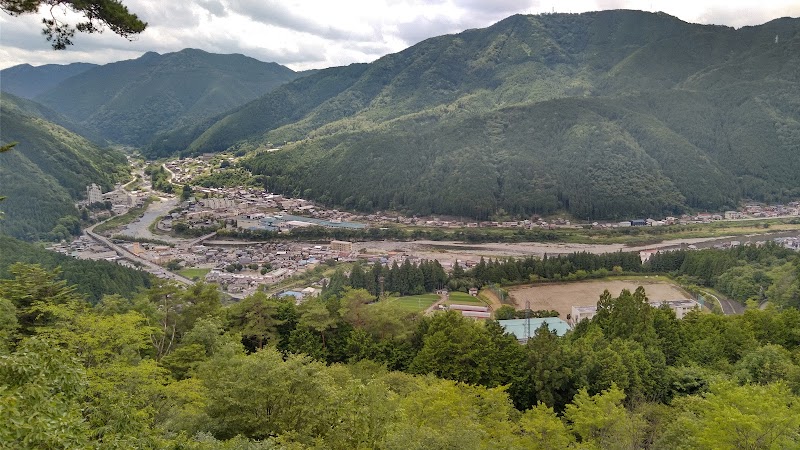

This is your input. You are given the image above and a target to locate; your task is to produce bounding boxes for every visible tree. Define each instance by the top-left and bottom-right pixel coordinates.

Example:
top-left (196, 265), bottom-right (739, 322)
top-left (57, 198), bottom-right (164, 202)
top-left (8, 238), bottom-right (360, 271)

top-left (564, 384), bottom-right (643, 448)
top-left (137, 283), bottom-right (182, 360)
top-left (662, 381), bottom-right (800, 449)
top-left (518, 403), bottom-right (576, 449)
top-left (180, 184), bottom-right (193, 201)
top-left (0, 263), bottom-right (83, 335)
top-left (1, 0), bottom-right (146, 49)
top-left (515, 323), bottom-right (575, 411)
top-left (494, 305), bottom-right (516, 320)
top-left (227, 292), bottom-right (285, 350)
top-left (0, 337), bottom-right (91, 448)
top-left (409, 311), bottom-right (499, 385)
top-left (201, 349), bottom-right (341, 441)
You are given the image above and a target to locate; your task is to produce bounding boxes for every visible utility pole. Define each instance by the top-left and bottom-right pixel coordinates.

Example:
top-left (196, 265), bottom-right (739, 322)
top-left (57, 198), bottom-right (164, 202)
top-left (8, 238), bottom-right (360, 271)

top-left (525, 300), bottom-right (531, 340)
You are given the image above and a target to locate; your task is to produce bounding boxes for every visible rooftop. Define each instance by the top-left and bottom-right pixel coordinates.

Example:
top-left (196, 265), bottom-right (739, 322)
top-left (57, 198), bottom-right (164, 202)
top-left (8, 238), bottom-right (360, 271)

top-left (498, 318), bottom-right (571, 340)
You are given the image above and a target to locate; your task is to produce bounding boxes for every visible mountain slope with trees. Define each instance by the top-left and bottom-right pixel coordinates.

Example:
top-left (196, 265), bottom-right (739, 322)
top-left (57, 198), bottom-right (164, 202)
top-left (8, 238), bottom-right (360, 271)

top-left (158, 10), bottom-right (800, 220)
top-left (0, 93), bottom-right (128, 239)
top-left (30, 48), bottom-right (303, 146)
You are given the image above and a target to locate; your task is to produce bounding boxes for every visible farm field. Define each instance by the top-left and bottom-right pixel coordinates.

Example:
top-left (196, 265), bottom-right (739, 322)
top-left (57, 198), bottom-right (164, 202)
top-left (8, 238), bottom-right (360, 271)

top-left (388, 293), bottom-right (439, 312)
top-left (445, 291), bottom-right (488, 307)
top-left (508, 278), bottom-right (692, 319)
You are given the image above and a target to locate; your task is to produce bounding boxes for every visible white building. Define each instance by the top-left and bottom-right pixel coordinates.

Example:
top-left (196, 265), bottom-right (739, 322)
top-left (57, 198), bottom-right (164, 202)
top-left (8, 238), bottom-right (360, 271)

top-left (570, 299), bottom-right (701, 325)
top-left (86, 183), bottom-right (102, 204)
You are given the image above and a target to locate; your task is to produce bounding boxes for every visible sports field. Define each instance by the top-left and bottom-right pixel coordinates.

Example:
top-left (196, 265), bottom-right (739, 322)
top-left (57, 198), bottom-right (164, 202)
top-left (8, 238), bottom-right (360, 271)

top-left (508, 278), bottom-right (692, 319)
top-left (177, 267), bottom-right (211, 281)
top-left (444, 291), bottom-right (488, 307)
top-left (388, 294), bottom-right (439, 312)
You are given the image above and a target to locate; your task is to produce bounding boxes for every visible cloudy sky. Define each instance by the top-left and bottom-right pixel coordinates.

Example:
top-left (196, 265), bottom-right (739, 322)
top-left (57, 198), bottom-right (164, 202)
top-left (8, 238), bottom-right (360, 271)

top-left (1, 0), bottom-right (798, 70)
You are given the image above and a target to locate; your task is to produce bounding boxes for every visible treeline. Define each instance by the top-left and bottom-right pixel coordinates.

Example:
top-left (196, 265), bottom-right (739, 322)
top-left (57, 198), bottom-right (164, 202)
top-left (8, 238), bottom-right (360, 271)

top-left (328, 253), bottom-right (643, 296)
top-left (274, 240), bottom-right (798, 309)
top-left (0, 235), bottom-right (153, 303)
top-left (3, 266), bottom-right (800, 448)
top-left (326, 259), bottom-right (448, 297)
top-left (647, 243), bottom-right (800, 307)
top-left (210, 224), bottom-right (567, 243)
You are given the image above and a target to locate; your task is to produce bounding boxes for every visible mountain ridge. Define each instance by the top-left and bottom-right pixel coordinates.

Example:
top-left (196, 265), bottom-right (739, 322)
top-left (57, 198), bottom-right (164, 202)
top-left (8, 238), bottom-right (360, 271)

top-left (21, 48), bottom-right (304, 146)
top-left (0, 62), bottom-right (97, 98)
top-left (175, 10), bottom-right (800, 219)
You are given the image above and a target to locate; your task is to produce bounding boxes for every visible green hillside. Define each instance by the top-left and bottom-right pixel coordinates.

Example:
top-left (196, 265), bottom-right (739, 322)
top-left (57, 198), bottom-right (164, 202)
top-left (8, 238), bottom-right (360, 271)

top-left (34, 49), bottom-right (303, 146)
top-left (0, 93), bottom-right (128, 240)
top-left (158, 11), bottom-right (800, 219)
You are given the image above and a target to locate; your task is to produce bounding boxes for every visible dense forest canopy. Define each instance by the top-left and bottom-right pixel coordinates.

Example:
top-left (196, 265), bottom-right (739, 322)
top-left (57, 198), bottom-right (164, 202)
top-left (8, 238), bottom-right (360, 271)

top-left (143, 10), bottom-right (800, 220)
top-left (2, 254), bottom-right (799, 448)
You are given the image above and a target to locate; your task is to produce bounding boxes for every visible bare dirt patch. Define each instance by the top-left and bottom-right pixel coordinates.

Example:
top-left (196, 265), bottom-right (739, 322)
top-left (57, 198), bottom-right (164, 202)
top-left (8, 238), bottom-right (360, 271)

top-left (508, 278), bottom-right (691, 319)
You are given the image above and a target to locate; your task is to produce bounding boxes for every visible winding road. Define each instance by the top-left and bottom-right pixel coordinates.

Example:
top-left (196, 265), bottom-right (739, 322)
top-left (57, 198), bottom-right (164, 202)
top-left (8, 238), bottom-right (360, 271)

top-left (700, 289), bottom-right (744, 315)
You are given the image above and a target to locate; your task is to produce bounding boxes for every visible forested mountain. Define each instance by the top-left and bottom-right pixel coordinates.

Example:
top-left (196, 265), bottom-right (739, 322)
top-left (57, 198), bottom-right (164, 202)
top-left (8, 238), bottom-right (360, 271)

top-left (0, 62), bottom-right (96, 98)
top-left (0, 93), bottom-right (128, 240)
top-left (32, 49), bottom-right (303, 146)
top-left (156, 10), bottom-right (800, 220)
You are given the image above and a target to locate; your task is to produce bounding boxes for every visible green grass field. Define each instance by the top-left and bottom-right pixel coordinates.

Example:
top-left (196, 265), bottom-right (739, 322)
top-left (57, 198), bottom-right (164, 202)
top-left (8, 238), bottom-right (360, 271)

top-left (388, 294), bottom-right (439, 312)
top-left (177, 267), bottom-right (211, 280)
top-left (445, 291), bottom-right (488, 306)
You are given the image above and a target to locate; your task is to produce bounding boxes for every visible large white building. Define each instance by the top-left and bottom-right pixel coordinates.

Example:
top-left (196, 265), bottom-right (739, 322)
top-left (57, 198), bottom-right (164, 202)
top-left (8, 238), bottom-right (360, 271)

top-left (86, 183), bottom-right (102, 204)
top-left (570, 299), bottom-right (701, 325)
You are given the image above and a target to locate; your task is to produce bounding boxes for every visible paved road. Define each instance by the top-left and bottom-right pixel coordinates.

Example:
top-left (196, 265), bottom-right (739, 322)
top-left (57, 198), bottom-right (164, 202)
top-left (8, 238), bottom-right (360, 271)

top-left (85, 223), bottom-right (194, 286)
top-left (701, 289), bottom-right (744, 315)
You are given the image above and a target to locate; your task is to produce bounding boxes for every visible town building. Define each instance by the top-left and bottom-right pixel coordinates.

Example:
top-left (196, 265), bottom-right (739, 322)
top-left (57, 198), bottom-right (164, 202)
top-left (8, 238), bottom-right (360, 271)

top-left (330, 240), bottom-right (353, 252)
top-left (86, 183), bottom-right (102, 204)
top-left (569, 299), bottom-right (701, 326)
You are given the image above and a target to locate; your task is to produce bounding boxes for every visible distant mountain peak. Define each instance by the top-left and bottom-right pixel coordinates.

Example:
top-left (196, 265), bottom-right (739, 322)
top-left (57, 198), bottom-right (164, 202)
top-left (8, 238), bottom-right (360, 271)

top-left (22, 50), bottom-right (303, 146)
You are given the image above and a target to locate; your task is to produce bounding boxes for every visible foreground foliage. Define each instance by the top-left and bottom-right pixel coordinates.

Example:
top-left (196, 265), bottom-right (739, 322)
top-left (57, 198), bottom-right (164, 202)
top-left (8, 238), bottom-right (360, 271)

top-left (2, 260), bottom-right (800, 448)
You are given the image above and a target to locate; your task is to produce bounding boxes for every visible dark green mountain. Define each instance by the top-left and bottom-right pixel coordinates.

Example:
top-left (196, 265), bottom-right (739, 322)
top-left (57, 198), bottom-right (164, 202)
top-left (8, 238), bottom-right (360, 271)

top-left (158, 10), bottom-right (799, 220)
top-left (34, 49), bottom-right (302, 146)
top-left (0, 93), bottom-right (128, 240)
top-left (0, 62), bottom-right (96, 99)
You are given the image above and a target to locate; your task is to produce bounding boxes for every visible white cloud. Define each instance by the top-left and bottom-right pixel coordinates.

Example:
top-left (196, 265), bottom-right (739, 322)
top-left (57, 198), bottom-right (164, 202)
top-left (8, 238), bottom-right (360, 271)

top-left (0, 0), bottom-right (797, 70)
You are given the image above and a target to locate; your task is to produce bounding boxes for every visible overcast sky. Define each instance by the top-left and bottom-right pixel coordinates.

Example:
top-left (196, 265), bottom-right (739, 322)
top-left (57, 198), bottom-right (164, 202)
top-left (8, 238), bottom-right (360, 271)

top-left (1, 0), bottom-right (798, 71)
